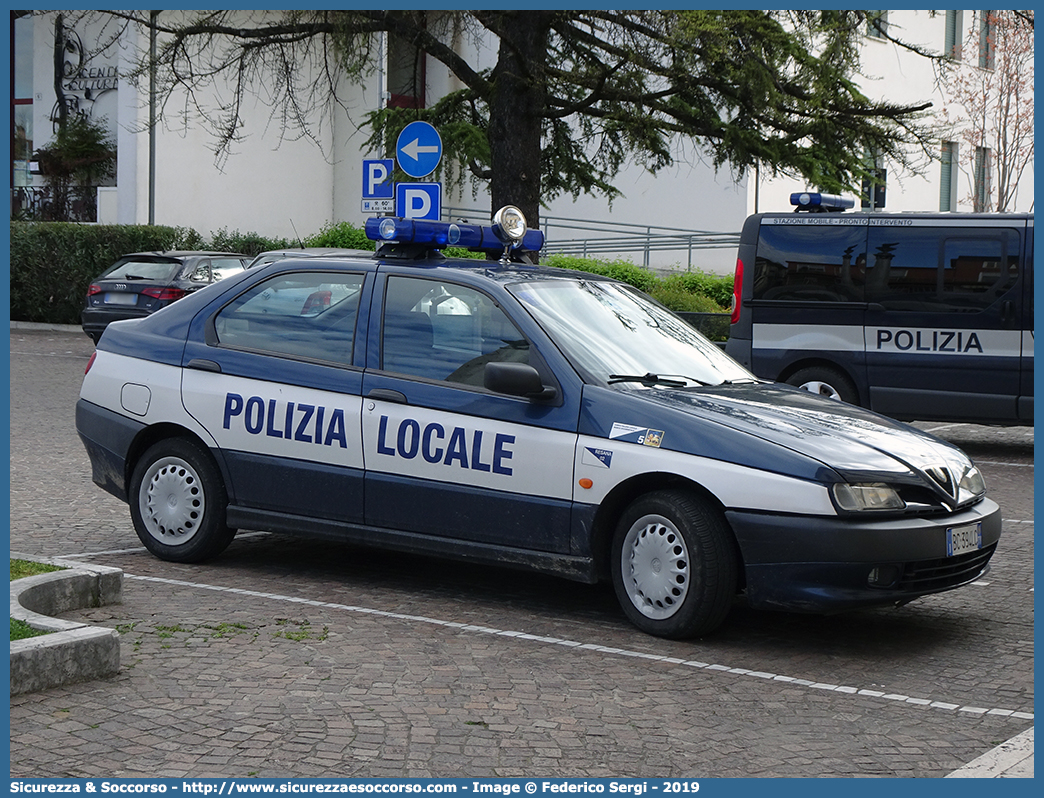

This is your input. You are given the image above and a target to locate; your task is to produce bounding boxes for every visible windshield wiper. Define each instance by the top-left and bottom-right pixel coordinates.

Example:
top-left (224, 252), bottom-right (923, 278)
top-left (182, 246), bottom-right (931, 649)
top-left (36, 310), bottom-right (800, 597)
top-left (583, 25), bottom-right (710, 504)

top-left (608, 373), bottom-right (700, 388)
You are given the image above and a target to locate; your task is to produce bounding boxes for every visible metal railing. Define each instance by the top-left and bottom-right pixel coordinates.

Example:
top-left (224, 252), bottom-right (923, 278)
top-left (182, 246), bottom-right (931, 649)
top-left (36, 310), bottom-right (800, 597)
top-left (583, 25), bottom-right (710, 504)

top-left (442, 205), bottom-right (740, 271)
top-left (11, 186), bottom-right (98, 222)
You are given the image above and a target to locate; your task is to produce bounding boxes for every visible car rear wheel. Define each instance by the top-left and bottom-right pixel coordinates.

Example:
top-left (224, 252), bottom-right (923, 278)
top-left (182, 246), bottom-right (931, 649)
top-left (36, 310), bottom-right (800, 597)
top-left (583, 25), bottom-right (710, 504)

top-left (129, 438), bottom-right (235, 563)
top-left (786, 365), bottom-right (858, 404)
top-left (611, 490), bottom-right (737, 638)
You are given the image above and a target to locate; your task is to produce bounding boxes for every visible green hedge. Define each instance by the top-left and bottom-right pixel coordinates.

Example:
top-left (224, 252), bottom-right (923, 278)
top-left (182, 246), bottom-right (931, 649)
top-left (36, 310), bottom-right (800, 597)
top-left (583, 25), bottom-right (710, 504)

top-left (10, 221), bottom-right (732, 327)
top-left (10, 222), bottom-right (205, 325)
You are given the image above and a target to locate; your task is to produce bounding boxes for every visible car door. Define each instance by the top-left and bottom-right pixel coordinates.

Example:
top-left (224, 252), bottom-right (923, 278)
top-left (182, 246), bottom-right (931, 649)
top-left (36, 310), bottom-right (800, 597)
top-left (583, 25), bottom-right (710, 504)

top-left (863, 219), bottom-right (1025, 422)
top-left (360, 270), bottom-right (583, 553)
top-left (180, 266), bottom-right (372, 524)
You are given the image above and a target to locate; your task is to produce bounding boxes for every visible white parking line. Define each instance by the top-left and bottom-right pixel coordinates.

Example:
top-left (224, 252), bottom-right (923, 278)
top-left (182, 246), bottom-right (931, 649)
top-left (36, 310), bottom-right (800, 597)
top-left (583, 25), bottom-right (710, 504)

top-left (118, 571), bottom-right (1033, 724)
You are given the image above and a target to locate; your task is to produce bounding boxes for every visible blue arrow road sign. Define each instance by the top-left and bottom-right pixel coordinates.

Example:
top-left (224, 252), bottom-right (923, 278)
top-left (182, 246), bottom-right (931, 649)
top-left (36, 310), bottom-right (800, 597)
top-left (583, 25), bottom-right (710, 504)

top-left (396, 121), bottom-right (442, 179)
top-left (396, 183), bottom-right (441, 220)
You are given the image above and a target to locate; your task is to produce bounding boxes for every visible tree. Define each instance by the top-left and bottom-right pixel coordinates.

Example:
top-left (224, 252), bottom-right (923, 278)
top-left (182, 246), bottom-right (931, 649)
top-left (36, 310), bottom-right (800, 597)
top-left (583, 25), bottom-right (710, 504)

top-left (32, 113), bottom-right (116, 221)
top-left (943, 10), bottom-right (1034, 212)
top-left (78, 9), bottom-right (939, 226)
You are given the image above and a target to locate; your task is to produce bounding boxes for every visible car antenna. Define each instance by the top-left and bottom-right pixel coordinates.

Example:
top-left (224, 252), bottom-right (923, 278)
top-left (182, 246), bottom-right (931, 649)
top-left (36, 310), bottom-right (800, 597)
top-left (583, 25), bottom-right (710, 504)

top-left (289, 219), bottom-right (305, 249)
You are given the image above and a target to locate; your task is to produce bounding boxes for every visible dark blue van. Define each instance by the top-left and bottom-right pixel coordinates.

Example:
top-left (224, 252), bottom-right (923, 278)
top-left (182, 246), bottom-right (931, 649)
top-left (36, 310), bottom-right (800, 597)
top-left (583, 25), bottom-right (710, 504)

top-left (726, 198), bottom-right (1033, 425)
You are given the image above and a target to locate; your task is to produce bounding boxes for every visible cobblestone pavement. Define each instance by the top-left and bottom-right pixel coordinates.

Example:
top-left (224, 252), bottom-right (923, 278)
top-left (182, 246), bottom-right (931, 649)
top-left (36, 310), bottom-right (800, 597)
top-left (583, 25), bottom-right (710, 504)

top-left (9, 328), bottom-right (1034, 778)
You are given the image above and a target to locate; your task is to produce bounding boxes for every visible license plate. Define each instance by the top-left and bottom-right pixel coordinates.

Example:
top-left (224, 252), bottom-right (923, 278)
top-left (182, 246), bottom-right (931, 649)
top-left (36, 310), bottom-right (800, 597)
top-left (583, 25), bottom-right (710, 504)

top-left (105, 292), bottom-right (138, 305)
top-left (947, 522), bottom-right (982, 557)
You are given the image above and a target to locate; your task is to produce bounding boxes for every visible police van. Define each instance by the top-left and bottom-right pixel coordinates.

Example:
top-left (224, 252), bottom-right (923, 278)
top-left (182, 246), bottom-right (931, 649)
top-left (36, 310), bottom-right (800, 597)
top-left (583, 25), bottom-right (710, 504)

top-left (76, 206), bottom-right (1001, 639)
top-left (725, 193), bottom-right (1033, 425)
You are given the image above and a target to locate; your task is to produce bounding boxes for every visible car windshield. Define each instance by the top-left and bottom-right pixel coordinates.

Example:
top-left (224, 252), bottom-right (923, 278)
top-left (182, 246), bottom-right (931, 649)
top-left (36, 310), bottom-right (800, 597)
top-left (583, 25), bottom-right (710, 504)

top-left (102, 258), bottom-right (181, 281)
top-left (509, 278), bottom-right (755, 387)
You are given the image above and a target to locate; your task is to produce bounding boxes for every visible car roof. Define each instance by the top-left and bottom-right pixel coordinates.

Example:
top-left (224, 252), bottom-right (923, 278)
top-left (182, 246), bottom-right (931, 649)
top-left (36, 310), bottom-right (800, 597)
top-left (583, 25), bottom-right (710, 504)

top-left (117, 251), bottom-right (249, 260)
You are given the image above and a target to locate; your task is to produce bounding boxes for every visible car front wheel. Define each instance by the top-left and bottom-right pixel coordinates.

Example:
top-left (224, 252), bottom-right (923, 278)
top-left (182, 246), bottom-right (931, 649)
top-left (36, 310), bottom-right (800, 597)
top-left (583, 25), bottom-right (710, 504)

top-left (129, 438), bottom-right (235, 563)
top-left (611, 490), bottom-right (738, 639)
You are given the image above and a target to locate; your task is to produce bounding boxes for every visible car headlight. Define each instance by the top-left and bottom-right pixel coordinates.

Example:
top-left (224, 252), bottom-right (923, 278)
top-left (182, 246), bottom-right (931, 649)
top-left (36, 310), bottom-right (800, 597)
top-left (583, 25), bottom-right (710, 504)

top-left (831, 482), bottom-right (906, 512)
top-left (959, 466), bottom-right (986, 497)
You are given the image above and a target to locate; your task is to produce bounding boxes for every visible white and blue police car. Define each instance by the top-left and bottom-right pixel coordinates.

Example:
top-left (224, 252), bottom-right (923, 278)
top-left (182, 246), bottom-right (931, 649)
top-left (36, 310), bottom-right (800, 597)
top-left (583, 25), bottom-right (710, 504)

top-left (76, 206), bottom-right (1001, 639)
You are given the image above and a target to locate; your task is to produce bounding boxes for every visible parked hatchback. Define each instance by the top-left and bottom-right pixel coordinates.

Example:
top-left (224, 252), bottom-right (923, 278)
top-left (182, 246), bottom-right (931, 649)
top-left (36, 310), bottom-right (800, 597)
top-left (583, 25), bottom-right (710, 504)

top-left (81, 251), bottom-right (249, 343)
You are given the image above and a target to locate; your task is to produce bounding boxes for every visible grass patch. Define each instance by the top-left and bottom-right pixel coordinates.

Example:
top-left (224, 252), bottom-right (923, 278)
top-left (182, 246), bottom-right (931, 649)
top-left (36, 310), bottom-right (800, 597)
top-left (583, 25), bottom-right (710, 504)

top-left (11, 618), bottom-right (51, 641)
top-left (11, 559), bottom-right (66, 641)
top-left (11, 559), bottom-right (64, 580)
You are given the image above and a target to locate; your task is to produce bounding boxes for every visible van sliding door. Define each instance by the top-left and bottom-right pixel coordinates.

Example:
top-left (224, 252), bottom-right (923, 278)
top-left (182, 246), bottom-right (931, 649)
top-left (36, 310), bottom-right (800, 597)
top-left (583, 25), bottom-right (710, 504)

top-left (863, 220), bottom-right (1024, 423)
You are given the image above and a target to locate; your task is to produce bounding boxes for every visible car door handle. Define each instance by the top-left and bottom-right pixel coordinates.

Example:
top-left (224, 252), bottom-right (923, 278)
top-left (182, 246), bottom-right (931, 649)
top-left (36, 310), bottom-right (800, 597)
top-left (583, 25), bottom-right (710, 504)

top-left (367, 388), bottom-right (407, 404)
top-left (187, 358), bottom-right (222, 373)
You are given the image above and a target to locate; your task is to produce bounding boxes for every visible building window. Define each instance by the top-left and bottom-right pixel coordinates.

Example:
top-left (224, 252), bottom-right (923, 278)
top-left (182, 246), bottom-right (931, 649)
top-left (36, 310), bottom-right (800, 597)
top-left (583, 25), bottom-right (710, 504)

top-left (944, 10), bottom-right (963, 60)
top-left (11, 13), bottom-right (34, 190)
top-left (940, 141), bottom-right (958, 212)
top-left (387, 33), bottom-right (426, 109)
top-left (974, 146), bottom-right (992, 212)
top-left (978, 11), bottom-right (995, 69)
top-left (867, 11), bottom-right (888, 40)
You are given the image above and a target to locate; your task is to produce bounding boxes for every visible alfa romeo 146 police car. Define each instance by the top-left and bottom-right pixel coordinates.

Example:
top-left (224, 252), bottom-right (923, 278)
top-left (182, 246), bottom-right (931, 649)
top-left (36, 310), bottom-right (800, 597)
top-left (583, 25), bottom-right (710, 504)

top-left (76, 206), bottom-right (1001, 638)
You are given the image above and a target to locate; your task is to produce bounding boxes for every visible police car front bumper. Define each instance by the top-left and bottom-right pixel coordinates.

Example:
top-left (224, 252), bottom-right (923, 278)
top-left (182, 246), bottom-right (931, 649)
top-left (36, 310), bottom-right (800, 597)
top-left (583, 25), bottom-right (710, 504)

top-left (727, 498), bottom-right (1002, 613)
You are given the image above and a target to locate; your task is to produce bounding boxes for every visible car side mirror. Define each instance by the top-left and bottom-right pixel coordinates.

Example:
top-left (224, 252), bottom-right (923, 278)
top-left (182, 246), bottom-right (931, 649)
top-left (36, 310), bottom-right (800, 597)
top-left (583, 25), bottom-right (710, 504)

top-left (484, 362), bottom-right (557, 401)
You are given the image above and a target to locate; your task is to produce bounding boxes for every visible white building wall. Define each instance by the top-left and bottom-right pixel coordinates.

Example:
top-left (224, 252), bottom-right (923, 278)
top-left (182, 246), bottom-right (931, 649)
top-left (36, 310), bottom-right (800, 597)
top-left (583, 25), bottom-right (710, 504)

top-left (753, 10), bottom-right (1034, 216)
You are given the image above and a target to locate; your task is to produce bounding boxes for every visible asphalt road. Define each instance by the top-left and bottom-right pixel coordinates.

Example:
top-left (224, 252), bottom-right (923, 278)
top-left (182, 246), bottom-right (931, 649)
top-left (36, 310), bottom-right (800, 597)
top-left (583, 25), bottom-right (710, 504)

top-left (8, 328), bottom-right (1034, 779)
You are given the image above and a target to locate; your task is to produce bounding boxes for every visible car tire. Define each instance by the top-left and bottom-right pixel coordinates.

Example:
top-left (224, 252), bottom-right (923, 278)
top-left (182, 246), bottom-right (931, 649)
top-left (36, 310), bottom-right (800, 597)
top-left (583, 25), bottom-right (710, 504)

top-left (129, 438), bottom-right (235, 563)
top-left (611, 490), bottom-right (738, 639)
top-left (786, 365), bottom-right (858, 404)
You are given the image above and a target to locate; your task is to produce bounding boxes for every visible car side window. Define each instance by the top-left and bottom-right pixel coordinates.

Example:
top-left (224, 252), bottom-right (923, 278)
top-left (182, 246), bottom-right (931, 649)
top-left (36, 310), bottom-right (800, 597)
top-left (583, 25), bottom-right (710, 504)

top-left (187, 260), bottom-right (212, 282)
top-left (213, 271), bottom-right (365, 366)
top-left (210, 258), bottom-right (247, 281)
top-left (382, 276), bottom-right (530, 387)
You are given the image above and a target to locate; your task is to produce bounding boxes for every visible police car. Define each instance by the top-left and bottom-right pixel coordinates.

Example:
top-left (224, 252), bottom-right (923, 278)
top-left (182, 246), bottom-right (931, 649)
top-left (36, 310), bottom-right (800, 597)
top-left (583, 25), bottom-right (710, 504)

top-left (76, 206), bottom-right (1001, 639)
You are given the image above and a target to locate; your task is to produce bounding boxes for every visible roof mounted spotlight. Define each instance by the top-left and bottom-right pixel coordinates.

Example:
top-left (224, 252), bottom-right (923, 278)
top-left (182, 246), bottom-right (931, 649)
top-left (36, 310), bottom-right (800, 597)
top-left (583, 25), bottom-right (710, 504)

top-left (791, 192), bottom-right (855, 213)
top-left (491, 205), bottom-right (528, 264)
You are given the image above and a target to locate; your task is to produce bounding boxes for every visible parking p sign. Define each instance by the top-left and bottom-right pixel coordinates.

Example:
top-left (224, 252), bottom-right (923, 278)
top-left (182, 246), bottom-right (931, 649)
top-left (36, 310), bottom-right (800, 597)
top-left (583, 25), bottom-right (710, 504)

top-left (362, 159), bottom-right (394, 212)
top-left (396, 183), bottom-right (441, 221)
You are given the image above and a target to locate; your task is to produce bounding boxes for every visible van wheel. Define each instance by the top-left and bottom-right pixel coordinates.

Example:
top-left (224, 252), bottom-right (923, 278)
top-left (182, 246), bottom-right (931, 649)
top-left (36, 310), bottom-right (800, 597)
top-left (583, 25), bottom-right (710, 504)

top-left (129, 438), bottom-right (235, 563)
top-left (611, 491), bottom-right (737, 639)
top-left (786, 366), bottom-right (858, 404)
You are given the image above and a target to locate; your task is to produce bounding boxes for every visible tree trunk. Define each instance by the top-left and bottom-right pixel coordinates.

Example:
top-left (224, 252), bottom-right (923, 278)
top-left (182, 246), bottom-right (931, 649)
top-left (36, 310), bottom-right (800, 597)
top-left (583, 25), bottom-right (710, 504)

top-left (487, 14), bottom-right (551, 229)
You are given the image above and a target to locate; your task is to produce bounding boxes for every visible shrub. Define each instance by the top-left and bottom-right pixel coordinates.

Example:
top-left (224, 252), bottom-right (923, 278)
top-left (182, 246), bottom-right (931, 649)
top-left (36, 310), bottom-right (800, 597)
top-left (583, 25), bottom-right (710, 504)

top-left (208, 228), bottom-right (293, 257)
top-left (305, 221), bottom-right (375, 250)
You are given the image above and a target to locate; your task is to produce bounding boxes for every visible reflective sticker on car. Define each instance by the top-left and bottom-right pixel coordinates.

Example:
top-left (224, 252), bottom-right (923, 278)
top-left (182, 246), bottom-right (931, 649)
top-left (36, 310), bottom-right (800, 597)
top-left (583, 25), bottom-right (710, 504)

top-left (609, 422), bottom-right (665, 448)
top-left (581, 447), bottom-right (613, 469)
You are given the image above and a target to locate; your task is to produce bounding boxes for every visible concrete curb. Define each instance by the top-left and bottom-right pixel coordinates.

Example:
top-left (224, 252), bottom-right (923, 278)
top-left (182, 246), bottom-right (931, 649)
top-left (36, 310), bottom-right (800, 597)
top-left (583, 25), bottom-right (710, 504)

top-left (10, 321), bottom-right (85, 334)
top-left (10, 555), bottom-right (123, 695)
top-left (946, 727), bottom-right (1034, 778)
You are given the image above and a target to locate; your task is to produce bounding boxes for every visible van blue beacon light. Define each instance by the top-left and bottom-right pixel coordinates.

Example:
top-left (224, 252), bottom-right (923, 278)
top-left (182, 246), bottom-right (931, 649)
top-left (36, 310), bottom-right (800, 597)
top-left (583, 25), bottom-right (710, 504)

top-left (790, 192), bottom-right (855, 212)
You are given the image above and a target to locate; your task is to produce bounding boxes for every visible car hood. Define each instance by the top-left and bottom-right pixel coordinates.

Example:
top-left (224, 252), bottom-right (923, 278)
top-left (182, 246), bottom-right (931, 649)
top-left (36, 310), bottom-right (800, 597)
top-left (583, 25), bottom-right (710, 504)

top-left (621, 382), bottom-right (976, 496)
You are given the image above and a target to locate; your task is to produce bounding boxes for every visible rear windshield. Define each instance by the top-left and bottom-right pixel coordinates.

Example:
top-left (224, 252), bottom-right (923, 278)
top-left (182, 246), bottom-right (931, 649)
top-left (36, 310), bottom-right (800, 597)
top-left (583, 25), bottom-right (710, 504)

top-left (101, 258), bottom-right (181, 281)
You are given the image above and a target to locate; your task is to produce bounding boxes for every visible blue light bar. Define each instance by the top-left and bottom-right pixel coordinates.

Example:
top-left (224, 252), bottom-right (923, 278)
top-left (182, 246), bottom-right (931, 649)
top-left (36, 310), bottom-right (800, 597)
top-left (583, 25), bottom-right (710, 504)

top-left (364, 217), bottom-right (545, 253)
top-left (790, 192), bottom-right (855, 211)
